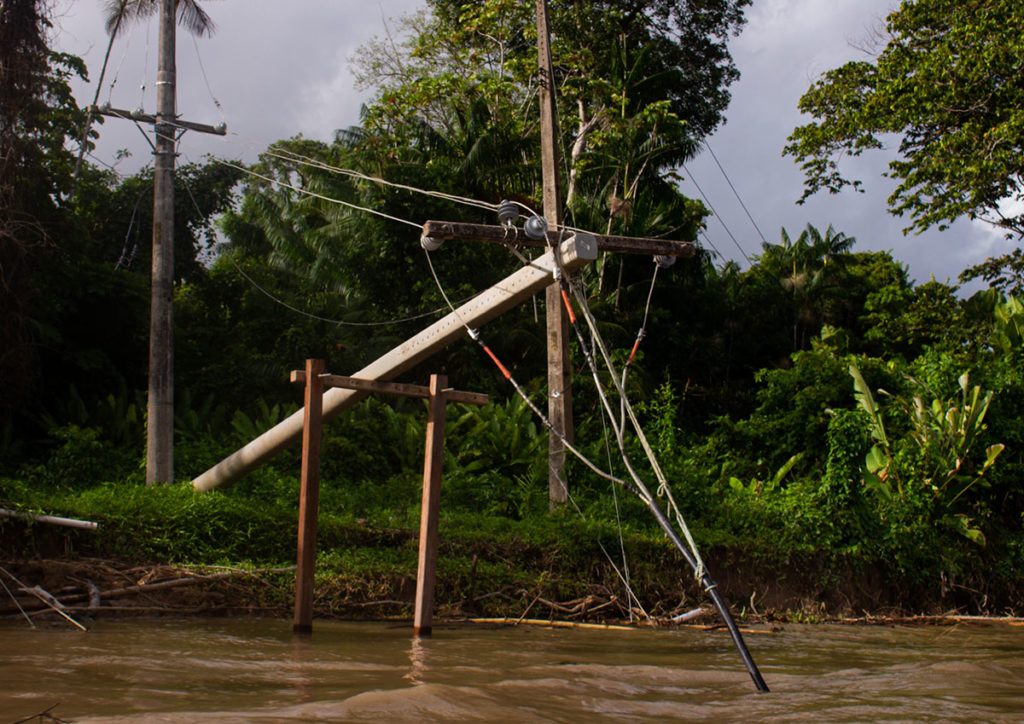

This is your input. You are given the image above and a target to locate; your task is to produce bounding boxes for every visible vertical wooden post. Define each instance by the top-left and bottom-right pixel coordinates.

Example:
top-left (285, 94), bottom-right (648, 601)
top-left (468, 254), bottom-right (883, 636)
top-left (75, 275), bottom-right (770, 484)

top-left (414, 374), bottom-right (447, 636)
top-left (535, 0), bottom-right (571, 508)
top-left (293, 358), bottom-right (324, 634)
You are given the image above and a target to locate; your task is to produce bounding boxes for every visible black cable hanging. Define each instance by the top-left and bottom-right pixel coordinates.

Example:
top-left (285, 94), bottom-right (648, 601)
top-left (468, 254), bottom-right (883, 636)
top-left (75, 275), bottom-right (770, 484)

top-left (556, 274), bottom-right (769, 694)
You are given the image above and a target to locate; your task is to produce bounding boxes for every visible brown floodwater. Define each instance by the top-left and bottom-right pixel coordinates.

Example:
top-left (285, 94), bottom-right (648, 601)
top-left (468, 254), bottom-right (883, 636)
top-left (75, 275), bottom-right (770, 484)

top-left (2, 617), bottom-right (1023, 722)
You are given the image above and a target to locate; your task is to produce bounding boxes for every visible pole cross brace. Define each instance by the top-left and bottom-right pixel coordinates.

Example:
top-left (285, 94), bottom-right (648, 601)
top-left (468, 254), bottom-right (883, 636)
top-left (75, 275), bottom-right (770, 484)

top-left (421, 220), bottom-right (696, 258)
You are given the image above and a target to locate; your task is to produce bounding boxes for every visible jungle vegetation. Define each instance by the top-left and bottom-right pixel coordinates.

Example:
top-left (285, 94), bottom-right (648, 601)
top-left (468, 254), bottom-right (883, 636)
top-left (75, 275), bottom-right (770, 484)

top-left (2, 0), bottom-right (1024, 616)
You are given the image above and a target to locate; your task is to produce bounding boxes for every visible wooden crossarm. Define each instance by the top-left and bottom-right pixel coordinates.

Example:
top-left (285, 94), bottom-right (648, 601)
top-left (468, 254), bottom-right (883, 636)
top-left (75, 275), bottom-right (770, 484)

top-left (289, 372), bottom-right (488, 406)
top-left (421, 220), bottom-right (696, 258)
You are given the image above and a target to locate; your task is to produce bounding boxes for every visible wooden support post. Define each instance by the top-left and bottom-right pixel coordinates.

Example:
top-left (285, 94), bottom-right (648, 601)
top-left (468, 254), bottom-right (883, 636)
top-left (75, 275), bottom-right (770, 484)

top-left (293, 358), bottom-right (324, 634)
top-left (535, 0), bottom-right (571, 508)
top-left (414, 374), bottom-right (448, 636)
top-left (287, 367), bottom-right (486, 637)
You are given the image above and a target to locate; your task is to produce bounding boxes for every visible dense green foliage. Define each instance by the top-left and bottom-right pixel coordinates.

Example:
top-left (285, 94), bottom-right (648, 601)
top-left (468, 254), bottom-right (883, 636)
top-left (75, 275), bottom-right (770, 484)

top-left (2, 1), bottom-right (1024, 616)
top-left (785, 0), bottom-right (1024, 239)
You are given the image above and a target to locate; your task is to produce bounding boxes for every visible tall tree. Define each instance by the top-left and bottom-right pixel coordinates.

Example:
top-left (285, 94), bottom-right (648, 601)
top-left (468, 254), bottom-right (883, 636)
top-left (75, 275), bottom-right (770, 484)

top-left (354, 0), bottom-right (748, 216)
top-left (0, 0), bottom-right (90, 425)
top-left (784, 0), bottom-right (1024, 239)
top-left (753, 224), bottom-right (855, 351)
top-left (103, 0), bottom-right (215, 38)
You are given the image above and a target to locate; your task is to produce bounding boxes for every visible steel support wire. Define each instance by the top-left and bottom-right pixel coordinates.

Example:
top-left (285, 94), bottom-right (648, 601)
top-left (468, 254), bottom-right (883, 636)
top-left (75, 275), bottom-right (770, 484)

top-left (557, 278), bottom-right (770, 693)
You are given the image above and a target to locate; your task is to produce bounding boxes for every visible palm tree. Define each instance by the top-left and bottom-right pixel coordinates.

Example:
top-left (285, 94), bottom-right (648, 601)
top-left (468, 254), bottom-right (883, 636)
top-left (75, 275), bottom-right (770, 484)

top-left (757, 224), bottom-right (855, 350)
top-left (103, 0), bottom-right (216, 38)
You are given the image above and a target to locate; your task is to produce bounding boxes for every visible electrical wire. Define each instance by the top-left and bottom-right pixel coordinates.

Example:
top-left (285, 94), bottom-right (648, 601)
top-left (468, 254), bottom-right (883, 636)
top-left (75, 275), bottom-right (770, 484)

top-left (176, 156), bottom-right (470, 328)
top-left (213, 158), bottom-right (422, 230)
top-left (699, 229), bottom-right (723, 261)
top-left (254, 141), bottom-right (542, 220)
top-left (223, 252), bottom-right (460, 327)
top-left (704, 143), bottom-right (768, 246)
top-left (619, 262), bottom-right (660, 431)
top-left (424, 232), bottom-right (704, 584)
top-left (137, 15), bottom-right (152, 111)
top-left (682, 163), bottom-right (753, 265)
top-left (565, 279), bottom-right (707, 580)
top-left (105, 25), bottom-right (133, 104)
top-left (421, 249), bottom-right (640, 494)
top-left (596, 402), bottom-right (644, 621)
top-left (423, 246), bottom-right (651, 618)
top-left (71, 9), bottom-right (124, 196)
top-left (191, 33), bottom-right (225, 122)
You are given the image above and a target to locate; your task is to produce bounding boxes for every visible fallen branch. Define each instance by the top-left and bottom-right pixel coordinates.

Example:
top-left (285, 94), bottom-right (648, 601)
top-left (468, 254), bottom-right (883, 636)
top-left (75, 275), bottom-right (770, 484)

top-left (470, 617), bottom-right (634, 631)
top-left (95, 572), bottom-right (235, 600)
top-left (20, 586), bottom-right (87, 631)
top-left (13, 704), bottom-right (69, 724)
top-left (347, 599), bottom-right (412, 607)
top-left (0, 570), bottom-right (238, 616)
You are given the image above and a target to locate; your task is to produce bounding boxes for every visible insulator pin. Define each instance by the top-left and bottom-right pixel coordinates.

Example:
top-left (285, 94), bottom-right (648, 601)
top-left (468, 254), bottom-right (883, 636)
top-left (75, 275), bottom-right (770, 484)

top-left (524, 215), bottom-right (548, 241)
top-left (497, 199), bottom-right (519, 227)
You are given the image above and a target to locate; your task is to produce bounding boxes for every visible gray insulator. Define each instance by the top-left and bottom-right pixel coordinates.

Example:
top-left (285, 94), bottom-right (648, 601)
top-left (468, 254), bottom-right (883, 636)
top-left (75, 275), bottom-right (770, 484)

top-left (654, 254), bottom-right (676, 268)
top-left (524, 215), bottom-right (549, 241)
top-left (420, 236), bottom-right (443, 251)
top-left (497, 199), bottom-right (519, 227)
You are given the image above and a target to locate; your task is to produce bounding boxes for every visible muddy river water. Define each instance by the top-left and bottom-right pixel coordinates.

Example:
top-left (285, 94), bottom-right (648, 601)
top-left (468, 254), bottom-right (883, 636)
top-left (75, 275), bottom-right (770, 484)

top-left (3, 617), bottom-right (1023, 722)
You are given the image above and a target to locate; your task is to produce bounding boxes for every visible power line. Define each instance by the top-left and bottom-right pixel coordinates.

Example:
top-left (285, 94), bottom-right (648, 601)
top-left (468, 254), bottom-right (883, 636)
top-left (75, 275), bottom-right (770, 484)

top-left (223, 251), bottom-right (460, 327)
top-left (699, 229), bottom-right (724, 261)
top-left (190, 33), bottom-right (225, 122)
top-left (177, 163), bottom-right (467, 328)
top-left (214, 158), bottom-right (422, 229)
top-left (681, 163), bottom-right (753, 264)
top-left (704, 143), bottom-right (768, 245)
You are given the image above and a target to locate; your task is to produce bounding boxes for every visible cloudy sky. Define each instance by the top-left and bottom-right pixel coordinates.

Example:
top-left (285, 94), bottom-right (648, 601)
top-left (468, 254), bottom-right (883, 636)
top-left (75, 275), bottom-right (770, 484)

top-left (49, 0), bottom-right (1015, 289)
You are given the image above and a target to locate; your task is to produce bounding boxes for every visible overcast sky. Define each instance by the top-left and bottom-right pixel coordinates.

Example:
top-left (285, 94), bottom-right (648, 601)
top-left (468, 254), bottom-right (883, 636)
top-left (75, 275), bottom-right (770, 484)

top-left (49, 0), bottom-right (1015, 290)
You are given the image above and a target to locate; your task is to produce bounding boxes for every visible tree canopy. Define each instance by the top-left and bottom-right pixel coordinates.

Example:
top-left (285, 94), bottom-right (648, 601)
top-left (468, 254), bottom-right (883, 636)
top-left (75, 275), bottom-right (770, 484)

top-left (784, 0), bottom-right (1024, 238)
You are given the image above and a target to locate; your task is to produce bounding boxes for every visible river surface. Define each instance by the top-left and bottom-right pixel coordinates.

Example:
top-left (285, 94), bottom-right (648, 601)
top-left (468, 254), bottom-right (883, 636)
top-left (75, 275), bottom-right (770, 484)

top-left (3, 617), bottom-right (1023, 722)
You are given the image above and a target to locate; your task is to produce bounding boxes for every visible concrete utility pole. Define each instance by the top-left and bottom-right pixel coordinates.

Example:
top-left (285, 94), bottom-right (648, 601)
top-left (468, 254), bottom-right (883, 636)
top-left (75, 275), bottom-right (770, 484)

top-left (535, 0), bottom-right (571, 508)
top-left (192, 233), bottom-right (598, 492)
top-left (147, 0), bottom-right (177, 484)
top-left (90, 0), bottom-right (225, 485)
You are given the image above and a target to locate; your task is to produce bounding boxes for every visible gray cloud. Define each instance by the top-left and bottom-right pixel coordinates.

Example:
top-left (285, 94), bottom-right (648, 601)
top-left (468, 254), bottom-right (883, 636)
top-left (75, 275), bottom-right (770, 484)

top-left (50, 0), bottom-right (1013, 289)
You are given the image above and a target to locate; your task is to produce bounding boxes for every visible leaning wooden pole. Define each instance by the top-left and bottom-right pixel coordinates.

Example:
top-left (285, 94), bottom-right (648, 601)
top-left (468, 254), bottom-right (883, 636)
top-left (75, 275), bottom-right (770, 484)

top-left (192, 234), bottom-right (597, 492)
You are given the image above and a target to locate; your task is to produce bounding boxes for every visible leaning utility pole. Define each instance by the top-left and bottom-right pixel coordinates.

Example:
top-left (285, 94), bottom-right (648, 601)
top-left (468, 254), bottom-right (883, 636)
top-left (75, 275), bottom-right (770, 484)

top-left (535, 0), bottom-right (571, 508)
top-left (147, 0), bottom-right (177, 484)
top-left (90, 0), bottom-right (225, 484)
